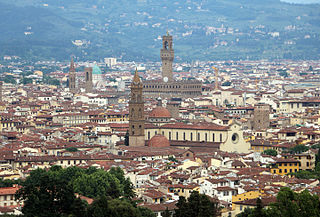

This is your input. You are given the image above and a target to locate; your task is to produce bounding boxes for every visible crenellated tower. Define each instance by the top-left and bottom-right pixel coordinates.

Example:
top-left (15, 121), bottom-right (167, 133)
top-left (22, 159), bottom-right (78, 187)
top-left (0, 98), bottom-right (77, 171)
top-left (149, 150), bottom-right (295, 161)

top-left (160, 32), bottom-right (174, 82)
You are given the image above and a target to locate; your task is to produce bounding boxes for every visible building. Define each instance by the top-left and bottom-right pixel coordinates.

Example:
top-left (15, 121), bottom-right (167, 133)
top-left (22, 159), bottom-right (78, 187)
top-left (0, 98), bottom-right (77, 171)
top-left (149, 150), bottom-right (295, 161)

top-left (85, 67), bottom-right (93, 93)
top-left (270, 158), bottom-right (300, 175)
top-left (253, 103), bottom-right (270, 131)
top-left (143, 33), bottom-right (202, 99)
top-left (145, 121), bottom-right (251, 153)
top-left (0, 185), bottom-right (21, 208)
top-left (129, 69), bottom-right (145, 146)
top-left (104, 57), bottom-right (117, 67)
top-left (68, 58), bottom-right (76, 93)
top-left (92, 64), bottom-right (104, 89)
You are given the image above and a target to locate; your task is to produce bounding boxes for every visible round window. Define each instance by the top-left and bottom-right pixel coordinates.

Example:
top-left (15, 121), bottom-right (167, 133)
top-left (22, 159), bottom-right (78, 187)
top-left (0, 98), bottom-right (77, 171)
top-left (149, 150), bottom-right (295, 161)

top-left (231, 133), bottom-right (239, 144)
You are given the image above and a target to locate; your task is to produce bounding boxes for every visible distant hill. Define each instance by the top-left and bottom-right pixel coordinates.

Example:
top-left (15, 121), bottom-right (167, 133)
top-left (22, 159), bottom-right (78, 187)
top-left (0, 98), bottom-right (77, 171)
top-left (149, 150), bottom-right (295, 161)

top-left (0, 0), bottom-right (320, 61)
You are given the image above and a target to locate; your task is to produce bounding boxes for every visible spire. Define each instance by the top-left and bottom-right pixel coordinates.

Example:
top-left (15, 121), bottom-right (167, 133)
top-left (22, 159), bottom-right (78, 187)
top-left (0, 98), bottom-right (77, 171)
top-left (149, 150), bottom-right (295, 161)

top-left (70, 57), bottom-right (75, 72)
top-left (133, 68), bottom-right (141, 84)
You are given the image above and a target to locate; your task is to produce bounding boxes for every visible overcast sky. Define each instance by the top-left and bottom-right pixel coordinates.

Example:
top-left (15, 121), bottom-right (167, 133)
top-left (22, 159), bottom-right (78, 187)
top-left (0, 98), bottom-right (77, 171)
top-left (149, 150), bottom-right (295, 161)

top-left (281, 0), bottom-right (320, 3)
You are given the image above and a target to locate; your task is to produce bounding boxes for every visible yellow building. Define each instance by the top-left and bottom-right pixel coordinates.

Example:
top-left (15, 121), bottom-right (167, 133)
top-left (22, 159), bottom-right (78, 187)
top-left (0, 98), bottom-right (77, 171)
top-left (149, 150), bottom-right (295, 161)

top-left (167, 184), bottom-right (199, 198)
top-left (232, 190), bottom-right (265, 210)
top-left (231, 197), bottom-right (276, 217)
top-left (290, 153), bottom-right (316, 171)
top-left (270, 158), bottom-right (300, 175)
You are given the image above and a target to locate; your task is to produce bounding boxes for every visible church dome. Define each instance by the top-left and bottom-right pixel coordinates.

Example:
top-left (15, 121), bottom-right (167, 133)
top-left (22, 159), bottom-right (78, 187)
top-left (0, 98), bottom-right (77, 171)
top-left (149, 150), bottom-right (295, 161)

top-left (148, 134), bottom-right (170, 148)
top-left (149, 107), bottom-right (171, 118)
top-left (92, 65), bottom-right (102, 75)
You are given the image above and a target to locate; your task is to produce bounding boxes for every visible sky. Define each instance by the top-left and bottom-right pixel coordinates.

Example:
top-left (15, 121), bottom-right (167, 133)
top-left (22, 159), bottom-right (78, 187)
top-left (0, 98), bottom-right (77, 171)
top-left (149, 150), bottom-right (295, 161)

top-left (281, 0), bottom-right (320, 3)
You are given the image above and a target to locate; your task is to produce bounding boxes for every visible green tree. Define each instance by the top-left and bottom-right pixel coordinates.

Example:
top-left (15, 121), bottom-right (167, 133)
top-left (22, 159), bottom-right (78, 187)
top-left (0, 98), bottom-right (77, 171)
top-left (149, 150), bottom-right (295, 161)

top-left (15, 169), bottom-right (86, 217)
top-left (2, 75), bottom-right (16, 84)
top-left (108, 199), bottom-right (140, 217)
top-left (87, 195), bottom-right (111, 217)
top-left (66, 147), bottom-right (78, 152)
top-left (138, 207), bottom-right (156, 217)
top-left (262, 149), bottom-right (277, 157)
top-left (174, 191), bottom-right (220, 217)
top-left (21, 77), bottom-right (33, 84)
top-left (290, 144), bottom-right (309, 154)
top-left (162, 207), bottom-right (171, 217)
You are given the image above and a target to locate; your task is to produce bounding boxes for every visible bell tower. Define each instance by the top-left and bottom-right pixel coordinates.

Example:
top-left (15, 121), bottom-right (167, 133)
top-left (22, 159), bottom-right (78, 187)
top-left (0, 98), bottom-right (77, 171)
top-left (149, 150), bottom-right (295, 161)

top-left (129, 69), bottom-right (145, 146)
top-left (69, 57), bottom-right (76, 93)
top-left (85, 66), bottom-right (93, 93)
top-left (160, 32), bottom-right (174, 82)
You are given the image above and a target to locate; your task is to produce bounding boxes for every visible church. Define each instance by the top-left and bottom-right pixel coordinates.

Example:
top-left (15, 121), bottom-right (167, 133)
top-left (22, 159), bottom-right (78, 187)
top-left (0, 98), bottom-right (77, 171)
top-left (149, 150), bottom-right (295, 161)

top-left (128, 33), bottom-right (251, 153)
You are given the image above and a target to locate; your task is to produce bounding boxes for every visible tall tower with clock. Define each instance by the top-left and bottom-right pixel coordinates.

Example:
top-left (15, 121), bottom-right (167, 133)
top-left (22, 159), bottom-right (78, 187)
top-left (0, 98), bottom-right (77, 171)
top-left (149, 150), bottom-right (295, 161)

top-left (129, 69), bottom-right (145, 146)
top-left (160, 32), bottom-right (174, 82)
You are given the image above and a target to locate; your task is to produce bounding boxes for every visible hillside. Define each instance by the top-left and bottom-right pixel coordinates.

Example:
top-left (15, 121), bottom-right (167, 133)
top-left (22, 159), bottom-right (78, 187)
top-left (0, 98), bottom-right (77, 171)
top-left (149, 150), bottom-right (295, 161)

top-left (0, 0), bottom-right (320, 61)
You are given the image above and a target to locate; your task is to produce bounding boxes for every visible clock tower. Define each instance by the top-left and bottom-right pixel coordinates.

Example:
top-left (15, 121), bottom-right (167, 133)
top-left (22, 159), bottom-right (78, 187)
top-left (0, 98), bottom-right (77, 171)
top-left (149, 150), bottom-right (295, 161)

top-left (160, 32), bottom-right (174, 82)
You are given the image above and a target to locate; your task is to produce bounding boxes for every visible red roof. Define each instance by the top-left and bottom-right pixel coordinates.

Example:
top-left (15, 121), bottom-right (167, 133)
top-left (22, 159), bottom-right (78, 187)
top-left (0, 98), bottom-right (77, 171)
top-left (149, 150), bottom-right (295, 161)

top-left (149, 107), bottom-right (171, 118)
top-left (148, 134), bottom-right (170, 148)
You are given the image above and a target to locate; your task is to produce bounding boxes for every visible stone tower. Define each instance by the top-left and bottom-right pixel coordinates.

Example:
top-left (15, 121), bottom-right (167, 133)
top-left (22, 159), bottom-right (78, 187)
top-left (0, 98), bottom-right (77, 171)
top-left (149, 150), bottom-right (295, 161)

top-left (85, 66), bottom-right (93, 93)
top-left (253, 103), bottom-right (270, 131)
top-left (69, 57), bottom-right (76, 93)
top-left (129, 69), bottom-right (145, 146)
top-left (0, 81), bottom-right (3, 102)
top-left (160, 32), bottom-right (174, 82)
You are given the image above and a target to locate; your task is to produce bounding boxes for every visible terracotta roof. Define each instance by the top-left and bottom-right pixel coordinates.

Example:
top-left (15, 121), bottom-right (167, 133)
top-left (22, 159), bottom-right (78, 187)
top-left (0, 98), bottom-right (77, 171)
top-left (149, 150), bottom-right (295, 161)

top-left (149, 107), bottom-right (171, 118)
top-left (0, 186), bottom-right (20, 196)
top-left (148, 134), bottom-right (170, 148)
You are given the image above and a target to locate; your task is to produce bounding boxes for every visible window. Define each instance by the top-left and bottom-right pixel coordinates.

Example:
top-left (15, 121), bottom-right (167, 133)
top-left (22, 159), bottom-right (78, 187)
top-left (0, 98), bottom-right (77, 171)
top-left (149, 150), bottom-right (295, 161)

top-left (220, 134), bottom-right (222, 142)
top-left (284, 169), bottom-right (287, 173)
top-left (197, 133), bottom-right (200, 141)
top-left (169, 132), bottom-right (171, 140)
top-left (279, 169), bottom-right (282, 173)
top-left (205, 133), bottom-right (208, 141)
top-left (183, 132), bottom-right (186, 140)
top-left (148, 132), bottom-right (150, 140)
top-left (190, 133), bottom-right (193, 141)
top-left (212, 133), bottom-right (215, 142)
top-left (176, 132), bottom-right (179, 140)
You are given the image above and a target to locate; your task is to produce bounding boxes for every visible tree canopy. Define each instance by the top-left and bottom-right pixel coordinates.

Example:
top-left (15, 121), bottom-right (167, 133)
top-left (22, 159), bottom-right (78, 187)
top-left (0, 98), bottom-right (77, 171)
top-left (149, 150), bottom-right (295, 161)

top-left (14, 166), bottom-right (152, 217)
top-left (174, 191), bottom-right (220, 217)
top-left (262, 149), bottom-right (277, 157)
